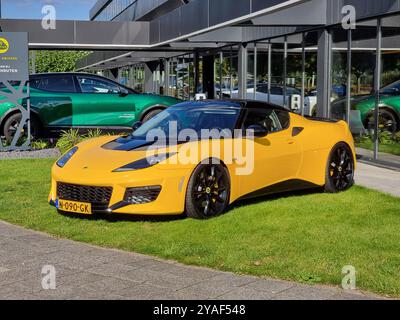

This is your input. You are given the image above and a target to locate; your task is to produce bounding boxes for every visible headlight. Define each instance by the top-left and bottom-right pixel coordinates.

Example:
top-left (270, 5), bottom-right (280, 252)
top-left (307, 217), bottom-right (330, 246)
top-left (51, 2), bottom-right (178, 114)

top-left (113, 153), bottom-right (176, 172)
top-left (56, 147), bottom-right (78, 168)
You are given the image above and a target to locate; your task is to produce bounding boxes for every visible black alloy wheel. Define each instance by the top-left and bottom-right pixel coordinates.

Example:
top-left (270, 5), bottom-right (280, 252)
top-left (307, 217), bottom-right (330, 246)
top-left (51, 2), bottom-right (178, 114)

top-left (366, 109), bottom-right (398, 134)
top-left (2, 112), bottom-right (40, 143)
top-left (3, 113), bottom-right (25, 143)
top-left (185, 163), bottom-right (230, 219)
top-left (325, 143), bottom-right (355, 193)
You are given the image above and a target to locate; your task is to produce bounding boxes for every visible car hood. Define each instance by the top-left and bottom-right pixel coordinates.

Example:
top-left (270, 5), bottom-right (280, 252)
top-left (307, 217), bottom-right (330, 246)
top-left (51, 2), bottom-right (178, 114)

top-left (60, 135), bottom-right (182, 174)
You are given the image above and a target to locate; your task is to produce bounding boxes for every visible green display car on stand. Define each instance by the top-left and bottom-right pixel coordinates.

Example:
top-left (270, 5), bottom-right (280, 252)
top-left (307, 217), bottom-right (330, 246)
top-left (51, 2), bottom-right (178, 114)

top-left (331, 80), bottom-right (400, 133)
top-left (0, 73), bottom-right (182, 142)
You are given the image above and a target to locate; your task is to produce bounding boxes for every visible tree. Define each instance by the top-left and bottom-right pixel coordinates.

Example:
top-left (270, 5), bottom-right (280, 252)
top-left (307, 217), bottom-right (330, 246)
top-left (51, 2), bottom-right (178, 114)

top-left (30, 51), bottom-right (91, 73)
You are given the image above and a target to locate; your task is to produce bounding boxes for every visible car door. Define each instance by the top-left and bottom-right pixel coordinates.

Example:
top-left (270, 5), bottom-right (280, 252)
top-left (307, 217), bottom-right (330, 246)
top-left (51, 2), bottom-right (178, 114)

top-left (239, 107), bottom-right (302, 197)
top-left (31, 74), bottom-right (76, 128)
top-left (71, 75), bottom-right (137, 128)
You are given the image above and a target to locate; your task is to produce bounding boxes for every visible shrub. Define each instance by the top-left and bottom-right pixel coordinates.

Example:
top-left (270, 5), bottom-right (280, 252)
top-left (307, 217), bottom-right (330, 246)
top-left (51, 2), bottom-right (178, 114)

top-left (31, 140), bottom-right (49, 150)
top-left (394, 132), bottom-right (400, 143)
top-left (56, 129), bottom-right (108, 154)
top-left (378, 131), bottom-right (394, 145)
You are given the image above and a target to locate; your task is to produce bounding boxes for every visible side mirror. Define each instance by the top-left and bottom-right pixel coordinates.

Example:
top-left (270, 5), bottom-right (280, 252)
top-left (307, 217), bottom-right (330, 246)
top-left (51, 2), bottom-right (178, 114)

top-left (246, 124), bottom-right (269, 138)
top-left (132, 121), bottom-right (142, 131)
top-left (119, 88), bottom-right (129, 97)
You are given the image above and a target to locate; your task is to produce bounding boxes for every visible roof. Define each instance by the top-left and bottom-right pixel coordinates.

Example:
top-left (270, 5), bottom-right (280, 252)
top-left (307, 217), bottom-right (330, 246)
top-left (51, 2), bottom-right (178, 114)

top-left (173, 99), bottom-right (291, 112)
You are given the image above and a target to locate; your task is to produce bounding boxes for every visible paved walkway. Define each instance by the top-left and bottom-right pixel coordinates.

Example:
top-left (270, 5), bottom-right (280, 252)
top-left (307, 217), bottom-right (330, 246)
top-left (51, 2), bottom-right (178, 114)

top-left (355, 162), bottom-right (400, 197)
top-left (0, 221), bottom-right (382, 300)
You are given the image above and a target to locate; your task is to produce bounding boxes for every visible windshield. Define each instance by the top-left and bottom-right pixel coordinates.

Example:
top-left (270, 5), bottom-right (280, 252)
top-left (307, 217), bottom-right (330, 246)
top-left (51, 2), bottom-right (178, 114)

top-left (132, 104), bottom-right (241, 140)
top-left (381, 81), bottom-right (400, 94)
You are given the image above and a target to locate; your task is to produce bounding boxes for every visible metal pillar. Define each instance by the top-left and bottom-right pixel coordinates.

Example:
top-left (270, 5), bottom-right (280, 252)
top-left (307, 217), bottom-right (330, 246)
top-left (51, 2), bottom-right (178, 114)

top-left (165, 59), bottom-right (170, 96)
top-left (301, 33), bottom-right (306, 116)
top-left (346, 29), bottom-right (352, 123)
top-left (238, 44), bottom-right (248, 99)
top-left (283, 36), bottom-right (288, 108)
top-left (194, 52), bottom-right (200, 94)
top-left (144, 61), bottom-right (159, 94)
top-left (254, 44), bottom-right (257, 100)
top-left (267, 42), bottom-right (272, 103)
top-left (316, 29), bottom-right (331, 118)
top-left (374, 19), bottom-right (382, 160)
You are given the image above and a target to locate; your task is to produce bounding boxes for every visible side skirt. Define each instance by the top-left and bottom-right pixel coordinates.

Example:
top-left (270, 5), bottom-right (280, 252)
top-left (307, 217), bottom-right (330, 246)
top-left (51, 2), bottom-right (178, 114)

top-left (238, 179), bottom-right (322, 201)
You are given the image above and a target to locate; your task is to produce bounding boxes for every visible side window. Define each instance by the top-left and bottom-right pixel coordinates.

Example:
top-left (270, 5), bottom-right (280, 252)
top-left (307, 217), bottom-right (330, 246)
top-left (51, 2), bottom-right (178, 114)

top-left (39, 76), bottom-right (76, 93)
top-left (77, 76), bottom-right (120, 94)
top-left (30, 78), bottom-right (42, 89)
top-left (270, 87), bottom-right (283, 95)
top-left (256, 84), bottom-right (268, 94)
top-left (275, 110), bottom-right (290, 130)
top-left (243, 108), bottom-right (290, 133)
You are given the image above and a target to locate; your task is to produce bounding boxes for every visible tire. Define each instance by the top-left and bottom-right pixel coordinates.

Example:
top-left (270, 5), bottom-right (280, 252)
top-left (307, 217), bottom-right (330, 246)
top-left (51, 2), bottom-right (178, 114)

top-left (2, 112), bottom-right (40, 143)
top-left (366, 109), bottom-right (398, 133)
top-left (324, 142), bottom-right (355, 193)
top-left (185, 162), bottom-right (230, 219)
top-left (142, 109), bottom-right (164, 122)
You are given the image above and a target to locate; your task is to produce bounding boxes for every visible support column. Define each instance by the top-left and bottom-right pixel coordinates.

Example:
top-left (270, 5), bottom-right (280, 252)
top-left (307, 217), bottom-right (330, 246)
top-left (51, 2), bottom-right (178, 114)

top-left (165, 59), bottom-right (170, 96)
top-left (194, 52), bottom-right (200, 94)
top-left (316, 29), bottom-right (331, 118)
top-left (144, 61), bottom-right (159, 93)
top-left (238, 44), bottom-right (248, 99)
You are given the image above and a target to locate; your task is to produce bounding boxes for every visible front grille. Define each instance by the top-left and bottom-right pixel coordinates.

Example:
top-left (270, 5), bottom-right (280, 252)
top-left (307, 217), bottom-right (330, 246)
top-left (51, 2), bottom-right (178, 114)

top-left (124, 186), bottom-right (161, 204)
top-left (57, 182), bottom-right (113, 211)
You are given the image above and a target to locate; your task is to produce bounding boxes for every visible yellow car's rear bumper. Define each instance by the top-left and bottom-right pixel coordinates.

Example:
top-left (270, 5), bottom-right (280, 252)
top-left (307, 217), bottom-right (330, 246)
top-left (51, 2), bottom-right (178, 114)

top-left (48, 164), bottom-right (192, 216)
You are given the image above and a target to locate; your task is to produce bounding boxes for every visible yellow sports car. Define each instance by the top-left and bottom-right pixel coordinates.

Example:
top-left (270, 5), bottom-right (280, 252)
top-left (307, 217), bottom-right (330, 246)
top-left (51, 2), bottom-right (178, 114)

top-left (49, 100), bottom-right (356, 219)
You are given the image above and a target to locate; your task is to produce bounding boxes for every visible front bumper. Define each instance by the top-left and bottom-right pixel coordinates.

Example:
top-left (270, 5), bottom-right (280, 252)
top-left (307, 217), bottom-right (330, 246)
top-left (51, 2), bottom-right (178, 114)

top-left (48, 165), bottom-right (191, 216)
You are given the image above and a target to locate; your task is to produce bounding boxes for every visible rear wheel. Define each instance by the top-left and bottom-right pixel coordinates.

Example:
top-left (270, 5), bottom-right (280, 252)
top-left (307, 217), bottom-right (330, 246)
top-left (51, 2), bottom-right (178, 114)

top-left (366, 109), bottom-right (398, 133)
top-left (325, 142), bottom-right (355, 193)
top-left (2, 112), bottom-right (40, 143)
top-left (142, 109), bottom-right (164, 122)
top-left (185, 163), bottom-right (230, 219)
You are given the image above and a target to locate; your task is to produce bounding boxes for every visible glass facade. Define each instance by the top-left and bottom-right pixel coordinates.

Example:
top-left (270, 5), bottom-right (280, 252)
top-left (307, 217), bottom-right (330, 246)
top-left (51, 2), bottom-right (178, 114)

top-left (90, 1), bottom-right (400, 166)
top-left (329, 17), bottom-right (400, 162)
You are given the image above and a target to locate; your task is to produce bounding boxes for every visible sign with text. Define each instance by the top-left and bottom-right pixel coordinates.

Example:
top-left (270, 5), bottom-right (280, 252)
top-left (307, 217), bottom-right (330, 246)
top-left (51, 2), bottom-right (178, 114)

top-left (0, 32), bottom-right (29, 81)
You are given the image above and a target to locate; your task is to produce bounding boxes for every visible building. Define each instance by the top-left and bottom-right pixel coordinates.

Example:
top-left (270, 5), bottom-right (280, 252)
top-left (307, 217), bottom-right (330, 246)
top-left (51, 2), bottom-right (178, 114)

top-left (77, 0), bottom-right (400, 167)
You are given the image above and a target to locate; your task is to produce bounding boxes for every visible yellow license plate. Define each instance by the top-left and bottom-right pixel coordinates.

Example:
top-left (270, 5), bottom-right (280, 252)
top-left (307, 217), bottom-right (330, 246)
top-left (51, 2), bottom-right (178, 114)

top-left (57, 199), bottom-right (92, 215)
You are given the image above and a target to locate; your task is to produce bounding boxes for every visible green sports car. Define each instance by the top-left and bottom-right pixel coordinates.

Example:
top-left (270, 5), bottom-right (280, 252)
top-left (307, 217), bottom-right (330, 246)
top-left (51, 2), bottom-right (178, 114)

top-left (331, 80), bottom-right (400, 133)
top-left (0, 73), bottom-right (182, 142)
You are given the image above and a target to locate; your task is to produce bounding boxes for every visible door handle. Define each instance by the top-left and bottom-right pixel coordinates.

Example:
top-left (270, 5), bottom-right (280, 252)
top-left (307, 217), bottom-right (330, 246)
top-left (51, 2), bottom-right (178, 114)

top-left (288, 139), bottom-right (295, 145)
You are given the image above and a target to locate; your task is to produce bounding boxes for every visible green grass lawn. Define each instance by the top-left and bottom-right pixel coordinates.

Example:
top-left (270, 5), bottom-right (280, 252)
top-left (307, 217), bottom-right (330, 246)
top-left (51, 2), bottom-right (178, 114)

top-left (1, 158), bottom-right (400, 297)
top-left (356, 141), bottom-right (400, 156)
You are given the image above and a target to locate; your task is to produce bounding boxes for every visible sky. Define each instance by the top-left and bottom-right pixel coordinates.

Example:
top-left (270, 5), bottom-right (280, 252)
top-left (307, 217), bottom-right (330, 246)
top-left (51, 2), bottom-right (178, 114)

top-left (2, 0), bottom-right (98, 20)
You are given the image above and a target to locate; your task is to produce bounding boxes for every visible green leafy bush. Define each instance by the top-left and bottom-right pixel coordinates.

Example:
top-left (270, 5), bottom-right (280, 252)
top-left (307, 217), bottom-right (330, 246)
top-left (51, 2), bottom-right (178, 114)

top-left (56, 129), bottom-right (107, 154)
top-left (394, 132), bottom-right (400, 143)
top-left (31, 140), bottom-right (49, 150)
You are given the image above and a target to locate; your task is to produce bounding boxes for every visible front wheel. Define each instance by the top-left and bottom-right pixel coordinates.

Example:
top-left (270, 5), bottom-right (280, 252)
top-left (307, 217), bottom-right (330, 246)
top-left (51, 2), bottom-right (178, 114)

top-left (185, 163), bottom-right (230, 219)
top-left (324, 142), bottom-right (355, 193)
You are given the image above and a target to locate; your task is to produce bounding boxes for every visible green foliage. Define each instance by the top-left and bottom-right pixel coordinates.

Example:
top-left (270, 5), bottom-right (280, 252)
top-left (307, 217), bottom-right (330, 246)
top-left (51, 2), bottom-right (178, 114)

top-left (56, 129), bottom-right (107, 154)
top-left (378, 131), bottom-right (395, 145)
top-left (30, 51), bottom-right (90, 73)
top-left (31, 140), bottom-right (49, 150)
top-left (56, 129), bottom-right (81, 154)
top-left (394, 132), bottom-right (400, 143)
